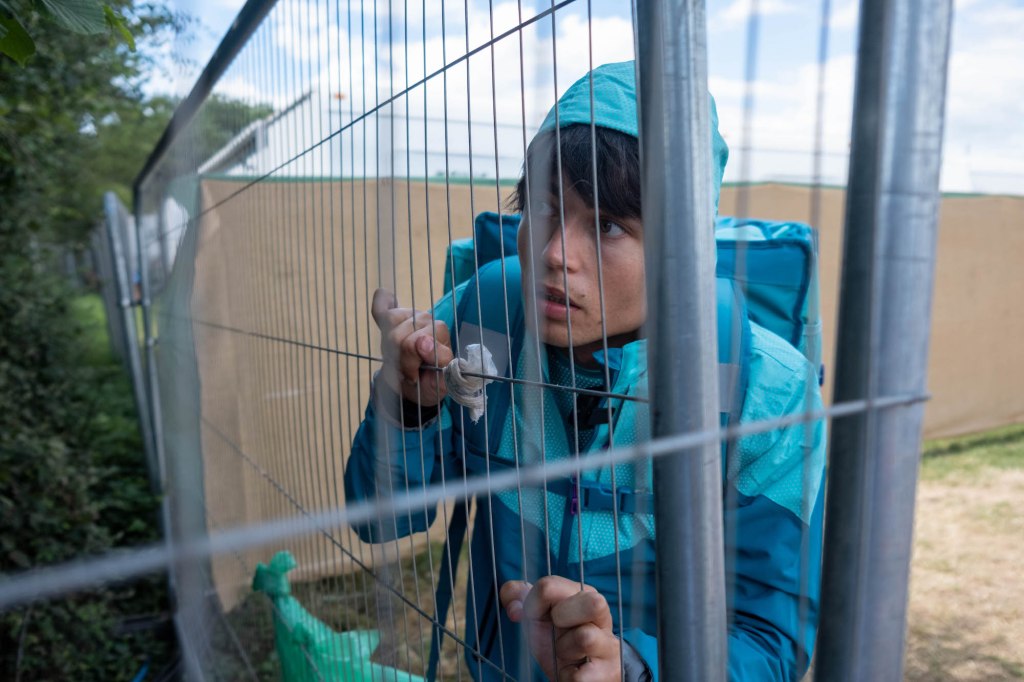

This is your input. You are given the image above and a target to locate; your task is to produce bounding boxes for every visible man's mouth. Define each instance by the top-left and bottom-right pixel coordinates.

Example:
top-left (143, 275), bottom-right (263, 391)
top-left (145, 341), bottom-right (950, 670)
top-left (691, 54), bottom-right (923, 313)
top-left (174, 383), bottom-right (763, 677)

top-left (542, 286), bottom-right (579, 305)
top-left (538, 286), bottom-right (580, 319)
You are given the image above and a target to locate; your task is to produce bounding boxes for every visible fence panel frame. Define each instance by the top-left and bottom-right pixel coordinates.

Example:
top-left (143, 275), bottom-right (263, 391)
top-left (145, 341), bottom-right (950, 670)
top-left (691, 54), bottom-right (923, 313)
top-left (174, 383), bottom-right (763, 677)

top-left (816, 0), bottom-right (955, 678)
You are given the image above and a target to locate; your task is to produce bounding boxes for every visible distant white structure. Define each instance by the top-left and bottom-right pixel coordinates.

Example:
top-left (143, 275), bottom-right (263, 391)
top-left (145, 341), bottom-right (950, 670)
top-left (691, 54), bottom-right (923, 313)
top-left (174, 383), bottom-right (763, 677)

top-left (200, 89), bottom-right (1021, 196)
top-left (199, 88), bottom-right (530, 184)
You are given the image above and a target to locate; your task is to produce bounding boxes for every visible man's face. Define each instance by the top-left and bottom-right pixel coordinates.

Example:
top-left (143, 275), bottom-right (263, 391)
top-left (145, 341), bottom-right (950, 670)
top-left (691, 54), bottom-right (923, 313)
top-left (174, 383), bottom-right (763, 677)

top-left (517, 175), bottom-right (646, 365)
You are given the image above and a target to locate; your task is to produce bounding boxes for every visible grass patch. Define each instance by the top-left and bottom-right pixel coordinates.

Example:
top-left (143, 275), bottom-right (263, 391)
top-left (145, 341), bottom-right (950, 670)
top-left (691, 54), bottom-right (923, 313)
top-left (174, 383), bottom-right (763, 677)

top-left (905, 424), bottom-right (1024, 680)
top-left (920, 423), bottom-right (1024, 481)
top-left (70, 294), bottom-right (117, 365)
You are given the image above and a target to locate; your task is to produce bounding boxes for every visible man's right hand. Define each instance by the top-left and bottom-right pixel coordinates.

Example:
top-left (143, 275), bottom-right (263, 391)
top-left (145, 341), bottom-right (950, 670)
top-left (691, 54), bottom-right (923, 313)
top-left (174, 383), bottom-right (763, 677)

top-left (371, 288), bottom-right (454, 407)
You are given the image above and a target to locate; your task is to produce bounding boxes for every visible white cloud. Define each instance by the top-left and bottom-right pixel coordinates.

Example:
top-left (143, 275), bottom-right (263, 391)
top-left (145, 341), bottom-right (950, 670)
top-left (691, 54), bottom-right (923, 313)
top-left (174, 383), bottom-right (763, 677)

top-left (711, 52), bottom-right (857, 183)
top-left (209, 0), bottom-right (245, 13)
top-left (707, 0), bottom-right (1024, 192)
top-left (712, 0), bottom-right (799, 30)
top-left (150, 0), bottom-right (1022, 193)
top-left (954, 0), bottom-right (985, 10)
top-left (313, 1), bottom-right (635, 133)
top-left (940, 0), bottom-right (1024, 190)
top-left (970, 0), bottom-right (1024, 25)
top-left (189, 0), bottom-right (636, 180)
top-left (829, 0), bottom-right (859, 30)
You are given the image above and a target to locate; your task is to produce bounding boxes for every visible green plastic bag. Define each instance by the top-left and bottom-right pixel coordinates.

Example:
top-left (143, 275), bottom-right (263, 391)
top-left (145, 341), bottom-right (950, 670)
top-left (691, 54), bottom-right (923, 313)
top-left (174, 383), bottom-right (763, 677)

top-left (253, 551), bottom-right (425, 682)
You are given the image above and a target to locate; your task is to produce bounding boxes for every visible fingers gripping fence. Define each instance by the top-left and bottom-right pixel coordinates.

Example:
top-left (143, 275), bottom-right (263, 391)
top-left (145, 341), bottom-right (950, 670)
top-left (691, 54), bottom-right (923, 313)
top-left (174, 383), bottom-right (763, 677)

top-left (4, 0), bottom-right (956, 680)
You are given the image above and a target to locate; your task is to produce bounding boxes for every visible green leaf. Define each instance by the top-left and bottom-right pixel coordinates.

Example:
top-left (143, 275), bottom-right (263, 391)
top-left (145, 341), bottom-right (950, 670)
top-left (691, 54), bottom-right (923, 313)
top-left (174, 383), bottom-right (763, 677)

top-left (39, 0), bottom-right (106, 34)
top-left (0, 15), bottom-right (35, 65)
top-left (102, 5), bottom-right (133, 51)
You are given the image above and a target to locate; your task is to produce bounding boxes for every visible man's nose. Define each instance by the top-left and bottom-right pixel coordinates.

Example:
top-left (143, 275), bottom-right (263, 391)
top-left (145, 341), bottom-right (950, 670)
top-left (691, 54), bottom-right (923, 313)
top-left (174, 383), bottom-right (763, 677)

top-left (541, 219), bottom-right (585, 272)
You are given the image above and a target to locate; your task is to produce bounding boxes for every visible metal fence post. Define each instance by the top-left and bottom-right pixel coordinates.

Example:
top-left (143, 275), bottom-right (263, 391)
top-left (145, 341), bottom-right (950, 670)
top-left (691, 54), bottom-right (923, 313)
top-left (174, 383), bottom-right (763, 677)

top-left (815, 0), bottom-right (954, 679)
top-left (92, 223), bottom-right (126, 363)
top-left (637, 2), bottom-right (728, 680)
top-left (133, 196), bottom-right (167, 502)
top-left (104, 192), bottom-right (158, 491)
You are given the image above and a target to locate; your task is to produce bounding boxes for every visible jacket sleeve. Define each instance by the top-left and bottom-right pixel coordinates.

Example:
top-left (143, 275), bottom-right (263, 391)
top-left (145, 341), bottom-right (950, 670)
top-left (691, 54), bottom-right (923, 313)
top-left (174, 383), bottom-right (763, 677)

top-left (624, 325), bottom-right (826, 682)
top-left (724, 324), bottom-right (826, 682)
top-left (724, 481), bottom-right (824, 682)
top-left (342, 286), bottom-right (465, 544)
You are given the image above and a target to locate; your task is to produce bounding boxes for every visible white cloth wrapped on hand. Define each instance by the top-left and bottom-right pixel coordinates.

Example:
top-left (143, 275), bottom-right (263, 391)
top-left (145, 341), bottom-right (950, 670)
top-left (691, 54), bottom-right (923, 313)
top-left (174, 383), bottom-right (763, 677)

top-left (443, 344), bottom-right (497, 424)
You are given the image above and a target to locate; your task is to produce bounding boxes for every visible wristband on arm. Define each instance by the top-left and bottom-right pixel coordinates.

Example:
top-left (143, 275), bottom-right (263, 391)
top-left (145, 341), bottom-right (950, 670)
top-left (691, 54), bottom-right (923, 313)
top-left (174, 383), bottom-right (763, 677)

top-left (621, 639), bottom-right (654, 682)
top-left (372, 372), bottom-right (441, 428)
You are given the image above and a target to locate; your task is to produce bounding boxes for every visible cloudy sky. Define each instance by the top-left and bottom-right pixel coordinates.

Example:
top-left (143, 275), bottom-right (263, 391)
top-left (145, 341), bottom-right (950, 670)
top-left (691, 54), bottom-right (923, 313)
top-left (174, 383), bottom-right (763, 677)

top-left (152, 0), bottom-right (1023, 194)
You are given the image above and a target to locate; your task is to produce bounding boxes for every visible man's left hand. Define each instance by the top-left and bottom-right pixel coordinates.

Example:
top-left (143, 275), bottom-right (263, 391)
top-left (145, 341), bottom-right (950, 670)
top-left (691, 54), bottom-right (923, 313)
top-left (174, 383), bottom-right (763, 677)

top-left (500, 576), bottom-right (622, 681)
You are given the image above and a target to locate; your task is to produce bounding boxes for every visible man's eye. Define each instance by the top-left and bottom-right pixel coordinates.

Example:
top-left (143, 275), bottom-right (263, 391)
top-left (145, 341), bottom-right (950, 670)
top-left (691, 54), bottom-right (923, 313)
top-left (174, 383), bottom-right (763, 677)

top-left (600, 221), bottom-right (626, 237)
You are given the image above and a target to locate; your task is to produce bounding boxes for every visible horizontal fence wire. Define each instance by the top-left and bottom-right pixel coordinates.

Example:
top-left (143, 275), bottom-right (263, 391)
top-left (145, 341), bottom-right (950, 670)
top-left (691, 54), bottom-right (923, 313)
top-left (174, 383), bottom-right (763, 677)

top-left (0, 389), bottom-right (929, 609)
top-left (161, 308), bottom-right (650, 404)
top-left (1, 0), bottom-right (955, 679)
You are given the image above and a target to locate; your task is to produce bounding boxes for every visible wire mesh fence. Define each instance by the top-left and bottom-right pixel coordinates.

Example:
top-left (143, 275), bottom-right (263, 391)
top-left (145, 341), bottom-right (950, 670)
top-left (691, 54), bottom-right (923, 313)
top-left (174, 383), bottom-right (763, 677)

top-left (3, 0), bottom-right (960, 680)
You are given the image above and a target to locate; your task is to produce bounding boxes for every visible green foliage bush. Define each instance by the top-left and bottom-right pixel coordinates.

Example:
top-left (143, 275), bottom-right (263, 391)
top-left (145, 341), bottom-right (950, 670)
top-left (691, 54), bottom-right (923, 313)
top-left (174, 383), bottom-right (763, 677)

top-left (2, 17), bottom-right (182, 679)
top-left (0, 251), bottom-right (174, 679)
top-left (1, 2), bottom-right (280, 677)
top-left (1, 0), bottom-right (185, 247)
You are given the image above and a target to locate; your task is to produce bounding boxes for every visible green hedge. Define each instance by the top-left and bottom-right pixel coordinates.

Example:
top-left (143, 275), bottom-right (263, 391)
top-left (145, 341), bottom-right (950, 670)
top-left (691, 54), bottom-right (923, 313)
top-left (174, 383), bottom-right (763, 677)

top-left (0, 253), bottom-right (174, 680)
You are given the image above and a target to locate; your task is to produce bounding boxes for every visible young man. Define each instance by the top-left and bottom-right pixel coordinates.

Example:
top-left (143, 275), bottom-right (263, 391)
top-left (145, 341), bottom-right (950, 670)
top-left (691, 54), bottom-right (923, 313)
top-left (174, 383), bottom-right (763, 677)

top-left (345, 61), bottom-right (825, 682)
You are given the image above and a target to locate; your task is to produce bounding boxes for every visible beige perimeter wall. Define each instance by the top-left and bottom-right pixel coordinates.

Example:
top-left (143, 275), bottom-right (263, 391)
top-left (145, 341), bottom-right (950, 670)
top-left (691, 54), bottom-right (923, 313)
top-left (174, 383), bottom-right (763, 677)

top-left (191, 179), bottom-right (513, 608)
top-left (188, 178), bottom-right (1023, 607)
top-left (718, 184), bottom-right (1024, 440)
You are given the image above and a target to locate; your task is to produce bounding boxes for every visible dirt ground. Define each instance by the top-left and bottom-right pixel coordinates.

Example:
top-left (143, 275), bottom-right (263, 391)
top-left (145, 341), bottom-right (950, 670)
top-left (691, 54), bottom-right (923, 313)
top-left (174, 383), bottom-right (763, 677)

top-left (904, 426), bottom-right (1024, 681)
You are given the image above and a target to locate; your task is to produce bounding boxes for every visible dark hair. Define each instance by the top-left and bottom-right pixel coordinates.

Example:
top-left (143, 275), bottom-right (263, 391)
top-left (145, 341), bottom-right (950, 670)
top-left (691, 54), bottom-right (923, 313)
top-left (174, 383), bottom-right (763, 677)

top-left (508, 124), bottom-right (641, 221)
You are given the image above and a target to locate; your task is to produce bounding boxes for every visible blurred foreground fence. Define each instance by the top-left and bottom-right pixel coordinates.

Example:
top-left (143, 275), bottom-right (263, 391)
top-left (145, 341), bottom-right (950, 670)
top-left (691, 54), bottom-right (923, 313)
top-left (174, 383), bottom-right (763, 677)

top-left (9, 0), bottom-right (1024, 680)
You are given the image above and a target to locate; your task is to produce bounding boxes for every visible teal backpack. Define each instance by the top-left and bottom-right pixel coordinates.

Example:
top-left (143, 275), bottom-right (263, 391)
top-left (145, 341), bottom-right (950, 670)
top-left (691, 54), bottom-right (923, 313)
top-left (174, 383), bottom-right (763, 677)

top-left (443, 211), bottom-right (822, 378)
top-left (426, 211), bottom-right (822, 680)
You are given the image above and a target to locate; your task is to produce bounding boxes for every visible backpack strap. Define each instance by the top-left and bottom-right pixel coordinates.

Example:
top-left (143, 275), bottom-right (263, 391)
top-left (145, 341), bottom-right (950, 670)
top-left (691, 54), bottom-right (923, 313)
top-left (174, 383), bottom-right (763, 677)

top-left (717, 277), bottom-right (751, 478)
top-left (427, 498), bottom-right (469, 681)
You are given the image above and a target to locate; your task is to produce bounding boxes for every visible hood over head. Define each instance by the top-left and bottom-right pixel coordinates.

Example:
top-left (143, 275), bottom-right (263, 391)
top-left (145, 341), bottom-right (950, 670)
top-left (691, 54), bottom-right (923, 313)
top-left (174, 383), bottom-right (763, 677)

top-left (538, 60), bottom-right (729, 216)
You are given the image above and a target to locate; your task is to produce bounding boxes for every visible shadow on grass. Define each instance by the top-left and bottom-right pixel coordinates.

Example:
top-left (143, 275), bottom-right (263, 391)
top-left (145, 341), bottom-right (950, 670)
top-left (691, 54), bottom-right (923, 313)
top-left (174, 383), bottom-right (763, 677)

top-left (211, 595), bottom-right (279, 681)
top-left (906, 617), bottom-right (1024, 681)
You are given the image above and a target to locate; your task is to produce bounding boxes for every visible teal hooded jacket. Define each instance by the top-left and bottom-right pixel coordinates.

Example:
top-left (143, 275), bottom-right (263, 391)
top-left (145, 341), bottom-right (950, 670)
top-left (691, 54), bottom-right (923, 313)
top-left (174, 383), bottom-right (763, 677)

top-left (344, 62), bottom-right (826, 681)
